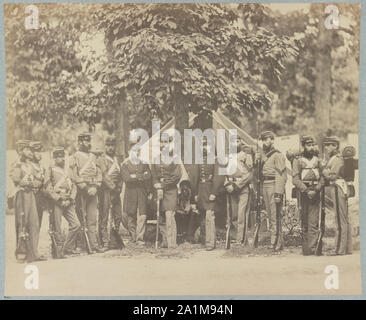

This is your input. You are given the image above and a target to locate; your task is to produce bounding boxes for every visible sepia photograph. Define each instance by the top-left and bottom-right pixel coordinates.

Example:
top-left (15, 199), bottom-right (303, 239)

top-left (2, 2), bottom-right (363, 298)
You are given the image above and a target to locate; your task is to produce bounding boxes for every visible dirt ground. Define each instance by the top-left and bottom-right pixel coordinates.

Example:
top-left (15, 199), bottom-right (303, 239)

top-left (4, 214), bottom-right (363, 297)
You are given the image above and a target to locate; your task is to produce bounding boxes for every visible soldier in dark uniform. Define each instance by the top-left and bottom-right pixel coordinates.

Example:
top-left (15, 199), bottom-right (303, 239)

top-left (322, 136), bottom-right (352, 255)
top-left (121, 135), bottom-right (152, 245)
top-left (256, 131), bottom-right (287, 250)
top-left (10, 140), bottom-right (46, 262)
top-left (187, 137), bottom-right (225, 250)
top-left (29, 141), bottom-right (46, 227)
top-left (44, 147), bottom-right (81, 257)
top-left (225, 137), bottom-right (253, 245)
top-left (69, 132), bottom-right (103, 253)
top-left (151, 136), bottom-right (182, 248)
top-left (98, 136), bottom-right (123, 250)
top-left (292, 136), bottom-right (324, 255)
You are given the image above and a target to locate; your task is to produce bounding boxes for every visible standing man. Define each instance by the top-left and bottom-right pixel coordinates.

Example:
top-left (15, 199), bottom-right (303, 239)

top-left (151, 136), bottom-right (182, 249)
top-left (10, 140), bottom-right (46, 262)
top-left (225, 137), bottom-right (253, 246)
top-left (187, 137), bottom-right (224, 250)
top-left (44, 147), bottom-right (81, 257)
top-left (322, 136), bottom-right (352, 255)
top-left (98, 136), bottom-right (123, 250)
top-left (292, 136), bottom-right (324, 255)
top-left (121, 134), bottom-right (152, 245)
top-left (256, 131), bottom-right (287, 250)
top-left (29, 141), bottom-right (46, 227)
top-left (69, 132), bottom-right (103, 253)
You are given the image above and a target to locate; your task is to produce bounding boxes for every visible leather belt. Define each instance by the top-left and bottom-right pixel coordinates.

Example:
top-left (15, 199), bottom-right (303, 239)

top-left (263, 176), bottom-right (275, 181)
top-left (303, 181), bottom-right (318, 186)
top-left (199, 179), bottom-right (213, 183)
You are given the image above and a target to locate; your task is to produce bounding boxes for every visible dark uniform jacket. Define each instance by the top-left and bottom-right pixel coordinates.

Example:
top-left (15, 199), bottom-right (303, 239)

top-left (151, 158), bottom-right (182, 211)
top-left (121, 158), bottom-right (152, 215)
top-left (188, 157), bottom-right (225, 211)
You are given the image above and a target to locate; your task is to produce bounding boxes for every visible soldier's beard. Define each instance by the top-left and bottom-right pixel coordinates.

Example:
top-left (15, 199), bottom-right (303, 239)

top-left (303, 149), bottom-right (314, 158)
top-left (79, 144), bottom-right (90, 152)
top-left (263, 144), bottom-right (272, 153)
top-left (57, 162), bottom-right (65, 168)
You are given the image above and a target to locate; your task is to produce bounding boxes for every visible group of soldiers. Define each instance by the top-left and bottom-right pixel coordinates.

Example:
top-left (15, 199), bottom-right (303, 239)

top-left (10, 128), bottom-right (356, 263)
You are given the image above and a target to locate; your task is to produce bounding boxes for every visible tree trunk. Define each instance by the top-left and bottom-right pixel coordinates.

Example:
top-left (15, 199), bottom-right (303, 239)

top-left (314, 4), bottom-right (332, 144)
top-left (174, 94), bottom-right (189, 158)
top-left (115, 90), bottom-right (130, 161)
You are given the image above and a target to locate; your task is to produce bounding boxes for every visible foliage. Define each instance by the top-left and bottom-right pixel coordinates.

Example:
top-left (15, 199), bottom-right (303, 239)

top-left (95, 3), bottom-right (298, 125)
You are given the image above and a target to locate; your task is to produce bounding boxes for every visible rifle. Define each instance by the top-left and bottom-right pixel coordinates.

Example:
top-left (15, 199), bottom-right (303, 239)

top-left (109, 203), bottom-right (124, 250)
top-left (225, 194), bottom-right (233, 249)
top-left (15, 191), bottom-right (29, 262)
top-left (155, 196), bottom-right (160, 250)
top-left (315, 186), bottom-right (326, 255)
top-left (48, 209), bottom-right (64, 259)
top-left (253, 118), bottom-right (262, 248)
top-left (80, 197), bottom-right (92, 254)
top-left (273, 201), bottom-right (284, 251)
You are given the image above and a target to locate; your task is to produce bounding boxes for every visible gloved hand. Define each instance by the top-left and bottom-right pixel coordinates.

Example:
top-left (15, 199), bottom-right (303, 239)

top-left (307, 190), bottom-right (316, 200)
top-left (78, 182), bottom-right (87, 190)
top-left (194, 195), bottom-right (198, 202)
top-left (62, 199), bottom-right (71, 208)
top-left (88, 187), bottom-right (97, 196)
top-left (225, 184), bottom-right (234, 193)
top-left (209, 194), bottom-right (216, 201)
top-left (157, 189), bottom-right (164, 200)
top-left (274, 193), bottom-right (283, 203)
top-left (254, 152), bottom-right (262, 163)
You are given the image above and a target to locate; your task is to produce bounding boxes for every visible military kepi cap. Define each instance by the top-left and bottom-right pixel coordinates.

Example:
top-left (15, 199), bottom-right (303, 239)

top-left (30, 141), bottom-right (42, 151)
top-left (16, 140), bottom-right (31, 151)
top-left (78, 132), bottom-right (91, 142)
top-left (52, 146), bottom-right (65, 158)
top-left (342, 146), bottom-right (356, 158)
top-left (259, 131), bottom-right (275, 140)
top-left (105, 135), bottom-right (116, 145)
top-left (300, 135), bottom-right (315, 146)
top-left (323, 136), bottom-right (340, 145)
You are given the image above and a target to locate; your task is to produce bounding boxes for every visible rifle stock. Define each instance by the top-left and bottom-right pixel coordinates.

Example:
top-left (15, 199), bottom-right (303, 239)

top-left (225, 194), bottom-right (232, 249)
top-left (155, 197), bottom-right (160, 250)
top-left (109, 204), bottom-right (124, 250)
top-left (81, 212), bottom-right (92, 254)
top-left (315, 186), bottom-right (326, 255)
top-left (253, 160), bottom-right (262, 248)
top-left (48, 210), bottom-right (64, 259)
top-left (15, 191), bottom-right (30, 262)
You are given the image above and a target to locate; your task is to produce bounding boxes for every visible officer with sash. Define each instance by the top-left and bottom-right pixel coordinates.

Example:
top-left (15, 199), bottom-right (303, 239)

top-left (121, 132), bottom-right (152, 245)
top-left (10, 140), bottom-right (46, 262)
top-left (256, 131), bottom-right (287, 250)
top-left (187, 136), bottom-right (225, 250)
top-left (322, 136), bottom-right (352, 255)
top-left (151, 133), bottom-right (182, 248)
top-left (98, 136), bottom-right (123, 250)
top-left (292, 136), bottom-right (324, 255)
top-left (44, 147), bottom-right (81, 256)
top-left (69, 132), bottom-right (103, 253)
top-left (29, 141), bottom-right (46, 227)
